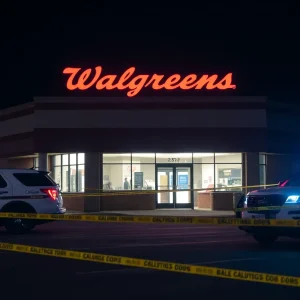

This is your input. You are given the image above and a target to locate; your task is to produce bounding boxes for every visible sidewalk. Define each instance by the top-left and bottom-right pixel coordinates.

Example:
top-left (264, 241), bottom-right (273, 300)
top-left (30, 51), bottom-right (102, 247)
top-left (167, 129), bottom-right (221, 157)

top-left (66, 209), bottom-right (235, 217)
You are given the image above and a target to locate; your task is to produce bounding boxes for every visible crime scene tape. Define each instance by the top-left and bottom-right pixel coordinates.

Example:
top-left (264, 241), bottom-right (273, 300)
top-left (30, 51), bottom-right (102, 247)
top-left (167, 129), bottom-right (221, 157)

top-left (83, 183), bottom-right (278, 192)
top-left (0, 242), bottom-right (299, 287)
top-left (0, 212), bottom-right (300, 227)
top-left (235, 205), bottom-right (300, 212)
top-left (64, 183), bottom-right (277, 198)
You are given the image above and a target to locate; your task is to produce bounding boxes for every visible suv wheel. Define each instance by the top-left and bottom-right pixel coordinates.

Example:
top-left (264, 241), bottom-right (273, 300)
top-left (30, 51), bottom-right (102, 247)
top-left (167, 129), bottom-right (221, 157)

top-left (2, 203), bottom-right (36, 234)
top-left (253, 234), bottom-right (278, 246)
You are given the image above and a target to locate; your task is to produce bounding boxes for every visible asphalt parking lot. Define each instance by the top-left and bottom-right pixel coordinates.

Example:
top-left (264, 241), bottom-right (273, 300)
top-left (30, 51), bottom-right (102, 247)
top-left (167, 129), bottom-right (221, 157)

top-left (1, 221), bottom-right (300, 299)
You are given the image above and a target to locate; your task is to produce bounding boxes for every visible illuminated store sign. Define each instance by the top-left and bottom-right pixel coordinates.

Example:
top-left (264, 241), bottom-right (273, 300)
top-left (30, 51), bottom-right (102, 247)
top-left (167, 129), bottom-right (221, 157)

top-left (63, 66), bottom-right (236, 97)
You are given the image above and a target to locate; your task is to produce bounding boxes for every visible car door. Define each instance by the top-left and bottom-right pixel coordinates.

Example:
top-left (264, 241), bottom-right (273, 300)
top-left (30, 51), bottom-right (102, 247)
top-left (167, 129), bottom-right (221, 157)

top-left (0, 172), bottom-right (13, 210)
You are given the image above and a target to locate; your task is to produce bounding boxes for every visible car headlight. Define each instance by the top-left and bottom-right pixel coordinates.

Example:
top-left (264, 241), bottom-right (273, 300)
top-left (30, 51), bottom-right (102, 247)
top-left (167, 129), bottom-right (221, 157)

top-left (285, 195), bottom-right (300, 203)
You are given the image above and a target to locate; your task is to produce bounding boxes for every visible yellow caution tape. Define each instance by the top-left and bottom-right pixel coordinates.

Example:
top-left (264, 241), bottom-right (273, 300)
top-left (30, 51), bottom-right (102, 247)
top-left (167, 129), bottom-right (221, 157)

top-left (235, 205), bottom-right (300, 212)
top-left (0, 242), bottom-right (299, 287)
top-left (0, 212), bottom-right (300, 227)
top-left (65, 183), bottom-right (277, 198)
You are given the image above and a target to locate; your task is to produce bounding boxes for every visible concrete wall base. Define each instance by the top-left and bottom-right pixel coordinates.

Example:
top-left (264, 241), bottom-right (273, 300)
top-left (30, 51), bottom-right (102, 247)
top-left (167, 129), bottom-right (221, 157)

top-left (63, 195), bottom-right (85, 211)
top-left (100, 194), bottom-right (156, 211)
top-left (197, 192), bottom-right (244, 211)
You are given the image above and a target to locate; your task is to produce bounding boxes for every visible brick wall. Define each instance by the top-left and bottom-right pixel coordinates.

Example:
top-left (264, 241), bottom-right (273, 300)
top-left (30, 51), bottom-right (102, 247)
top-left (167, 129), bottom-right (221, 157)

top-left (211, 192), bottom-right (234, 210)
top-left (0, 158), bottom-right (9, 168)
top-left (8, 157), bottom-right (35, 168)
top-left (197, 193), bottom-right (212, 209)
top-left (197, 192), bottom-right (239, 211)
top-left (62, 194), bottom-right (84, 212)
top-left (3, 155), bottom-right (53, 172)
top-left (48, 155), bottom-right (53, 171)
top-left (100, 194), bottom-right (156, 211)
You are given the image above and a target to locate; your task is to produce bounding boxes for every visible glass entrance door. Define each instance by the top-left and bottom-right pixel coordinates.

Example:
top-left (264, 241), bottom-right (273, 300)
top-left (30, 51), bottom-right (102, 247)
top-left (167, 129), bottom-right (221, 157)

top-left (156, 164), bottom-right (193, 208)
top-left (156, 167), bottom-right (174, 206)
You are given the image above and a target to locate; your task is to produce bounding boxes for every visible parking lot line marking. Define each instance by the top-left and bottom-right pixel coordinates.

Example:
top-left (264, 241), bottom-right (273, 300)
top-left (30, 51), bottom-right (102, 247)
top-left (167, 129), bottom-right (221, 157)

top-left (75, 267), bottom-right (152, 275)
top-left (69, 238), bottom-right (249, 250)
top-left (192, 257), bottom-right (263, 265)
top-left (1, 241), bottom-right (300, 287)
top-left (52, 231), bottom-right (242, 240)
top-left (75, 258), bottom-right (262, 275)
top-left (0, 236), bottom-right (247, 252)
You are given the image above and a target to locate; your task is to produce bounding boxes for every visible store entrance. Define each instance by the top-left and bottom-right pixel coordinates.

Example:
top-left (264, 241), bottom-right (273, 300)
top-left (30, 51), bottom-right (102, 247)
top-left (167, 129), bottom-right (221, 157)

top-left (156, 164), bottom-right (193, 209)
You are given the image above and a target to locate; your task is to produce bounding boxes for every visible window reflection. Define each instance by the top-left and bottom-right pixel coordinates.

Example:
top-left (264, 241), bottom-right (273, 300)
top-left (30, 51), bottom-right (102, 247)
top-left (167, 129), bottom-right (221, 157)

top-left (52, 153), bottom-right (85, 192)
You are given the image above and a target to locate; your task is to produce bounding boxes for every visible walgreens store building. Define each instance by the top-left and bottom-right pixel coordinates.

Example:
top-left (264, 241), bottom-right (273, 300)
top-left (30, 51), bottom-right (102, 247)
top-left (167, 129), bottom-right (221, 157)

top-left (0, 67), bottom-right (297, 212)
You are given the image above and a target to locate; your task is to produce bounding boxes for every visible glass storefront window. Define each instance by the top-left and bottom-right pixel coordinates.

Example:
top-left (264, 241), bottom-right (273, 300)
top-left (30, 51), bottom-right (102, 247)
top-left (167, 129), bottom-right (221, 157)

top-left (70, 165), bottom-right (77, 192)
top-left (132, 153), bottom-right (155, 163)
top-left (78, 153), bottom-right (85, 164)
top-left (54, 155), bottom-right (61, 166)
top-left (77, 164), bottom-right (85, 192)
top-left (52, 153), bottom-right (85, 192)
top-left (215, 164), bottom-right (242, 191)
top-left (62, 154), bottom-right (69, 165)
top-left (102, 153), bottom-right (243, 192)
top-left (49, 153), bottom-right (246, 195)
top-left (62, 166), bottom-right (69, 192)
top-left (103, 153), bottom-right (131, 163)
top-left (193, 164), bottom-right (215, 191)
top-left (33, 157), bottom-right (39, 169)
top-left (70, 153), bottom-right (77, 165)
top-left (101, 152), bottom-right (243, 205)
top-left (132, 164), bottom-right (155, 190)
top-left (53, 166), bottom-right (61, 188)
top-left (103, 164), bottom-right (132, 190)
top-left (193, 153), bottom-right (214, 163)
top-left (156, 153), bottom-right (192, 164)
top-left (215, 153), bottom-right (242, 163)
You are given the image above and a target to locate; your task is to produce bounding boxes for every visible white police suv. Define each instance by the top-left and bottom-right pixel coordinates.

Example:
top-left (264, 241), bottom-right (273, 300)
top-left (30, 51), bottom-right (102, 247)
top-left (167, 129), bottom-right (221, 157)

top-left (239, 174), bottom-right (300, 245)
top-left (0, 168), bottom-right (66, 234)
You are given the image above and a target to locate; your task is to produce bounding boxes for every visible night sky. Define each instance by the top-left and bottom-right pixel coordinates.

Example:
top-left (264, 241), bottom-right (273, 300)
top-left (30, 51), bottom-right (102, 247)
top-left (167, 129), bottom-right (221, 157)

top-left (2, 4), bottom-right (299, 109)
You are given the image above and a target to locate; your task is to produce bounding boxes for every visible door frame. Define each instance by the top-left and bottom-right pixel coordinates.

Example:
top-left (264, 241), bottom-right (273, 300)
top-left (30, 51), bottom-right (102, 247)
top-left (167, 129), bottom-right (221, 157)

top-left (155, 163), bottom-right (194, 209)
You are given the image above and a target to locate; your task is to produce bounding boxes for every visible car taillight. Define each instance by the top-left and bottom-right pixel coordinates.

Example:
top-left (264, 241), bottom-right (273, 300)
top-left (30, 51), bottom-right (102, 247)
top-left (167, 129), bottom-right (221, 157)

top-left (40, 188), bottom-right (58, 200)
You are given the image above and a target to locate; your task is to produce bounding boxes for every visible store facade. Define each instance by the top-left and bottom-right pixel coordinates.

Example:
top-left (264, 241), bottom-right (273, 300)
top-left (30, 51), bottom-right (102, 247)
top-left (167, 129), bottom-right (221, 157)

top-left (0, 96), bottom-right (296, 212)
